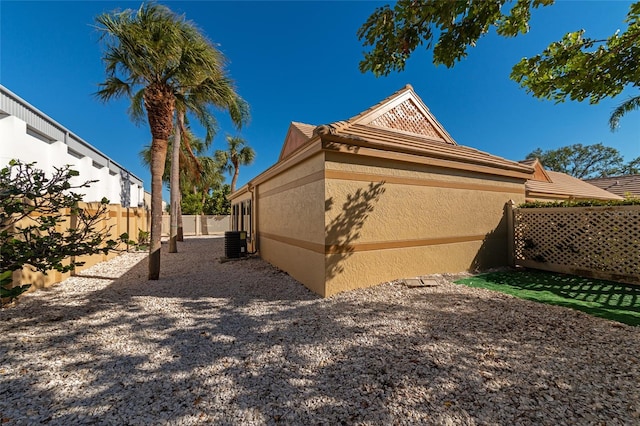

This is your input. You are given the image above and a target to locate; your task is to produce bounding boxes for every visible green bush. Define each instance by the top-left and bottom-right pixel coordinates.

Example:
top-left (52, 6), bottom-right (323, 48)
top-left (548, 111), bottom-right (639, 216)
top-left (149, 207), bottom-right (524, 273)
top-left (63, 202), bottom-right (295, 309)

top-left (519, 198), bottom-right (640, 209)
top-left (1, 160), bottom-right (125, 304)
top-left (181, 192), bottom-right (204, 215)
top-left (203, 184), bottom-right (231, 215)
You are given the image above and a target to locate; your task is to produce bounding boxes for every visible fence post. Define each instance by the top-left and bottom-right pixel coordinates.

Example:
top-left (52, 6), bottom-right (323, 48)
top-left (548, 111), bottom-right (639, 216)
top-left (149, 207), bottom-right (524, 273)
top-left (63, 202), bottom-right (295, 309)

top-left (70, 205), bottom-right (78, 276)
top-left (125, 207), bottom-right (131, 252)
top-left (506, 199), bottom-right (516, 267)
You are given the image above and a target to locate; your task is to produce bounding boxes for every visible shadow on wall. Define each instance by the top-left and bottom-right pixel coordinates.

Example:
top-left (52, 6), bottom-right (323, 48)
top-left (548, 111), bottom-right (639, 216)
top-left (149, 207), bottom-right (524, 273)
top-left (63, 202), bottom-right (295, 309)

top-left (325, 181), bottom-right (386, 282)
top-left (120, 170), bottom-right (131, 207)
top-left (469, 202), bottom-right (510, 272)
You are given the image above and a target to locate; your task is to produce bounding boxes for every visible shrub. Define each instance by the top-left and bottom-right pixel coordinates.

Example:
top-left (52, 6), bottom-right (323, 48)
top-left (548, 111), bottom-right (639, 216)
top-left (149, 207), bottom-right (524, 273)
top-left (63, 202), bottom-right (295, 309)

top-left (519, 198), bottom-right (640, 209)
top-left (1, 160), bottom-right (127, 304)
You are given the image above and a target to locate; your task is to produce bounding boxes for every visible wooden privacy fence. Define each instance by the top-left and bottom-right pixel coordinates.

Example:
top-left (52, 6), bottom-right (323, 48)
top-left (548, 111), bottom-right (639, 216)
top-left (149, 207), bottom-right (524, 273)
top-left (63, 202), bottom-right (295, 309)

top-left (510, 203), bottom-right (640, 284)
top-left (12, 203), bottom-right (149, 289)
top-left (161, 215), bottom-right (230, 236)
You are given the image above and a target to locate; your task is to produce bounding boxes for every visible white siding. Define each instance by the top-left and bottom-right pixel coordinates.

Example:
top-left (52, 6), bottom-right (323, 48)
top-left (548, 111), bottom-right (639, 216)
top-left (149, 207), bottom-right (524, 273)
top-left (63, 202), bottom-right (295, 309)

top-left (0, 85), bottom-right (145, 207)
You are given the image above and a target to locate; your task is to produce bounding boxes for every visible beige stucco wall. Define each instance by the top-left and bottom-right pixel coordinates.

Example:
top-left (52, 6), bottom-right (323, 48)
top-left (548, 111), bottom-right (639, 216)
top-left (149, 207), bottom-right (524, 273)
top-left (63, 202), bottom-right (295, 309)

top-left (252, 153), bottom-right (327, 295)
top-left (237, 147), bottom-right (527, 298)
top-left (259, 237), bottom-right (326, 296)
top-left (324, 240), bottom-right (503, 295)
top-left (323, 153), bottom-right (526, 296)
top-left (13, 208), bottom-right (73, 288)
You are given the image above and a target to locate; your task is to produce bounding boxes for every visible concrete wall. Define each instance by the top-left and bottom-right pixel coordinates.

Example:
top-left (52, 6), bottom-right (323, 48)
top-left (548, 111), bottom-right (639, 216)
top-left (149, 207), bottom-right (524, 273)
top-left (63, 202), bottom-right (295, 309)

top-left (0, 85), bottom-right (144, 207)
top-left (11, 203), bottom-right (148, 290)
top-left (161, 215), bottom-right (230, 236)
top-left (322, 153), bottom-right (526, 296)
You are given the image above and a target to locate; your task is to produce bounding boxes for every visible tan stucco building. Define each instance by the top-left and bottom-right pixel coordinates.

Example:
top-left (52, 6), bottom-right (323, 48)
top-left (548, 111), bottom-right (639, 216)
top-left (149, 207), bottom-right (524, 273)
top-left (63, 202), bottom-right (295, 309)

top-left (230, 85), bottom-right (533, 297)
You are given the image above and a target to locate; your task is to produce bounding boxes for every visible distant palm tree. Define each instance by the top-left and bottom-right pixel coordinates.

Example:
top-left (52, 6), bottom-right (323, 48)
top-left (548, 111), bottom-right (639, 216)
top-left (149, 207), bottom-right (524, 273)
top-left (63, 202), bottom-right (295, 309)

top-left (95, 3), bottom-right (246, 277)
top-left (139, 131), bottom-right (224, 202)
top-left (610, 94), bottom-right (640, 131)
top-left (141, 131), bottom-right (225, 241)
top-left (215, 136), bottom-right (255, 192)
top-left (169, 77), bottom-right (248, 251)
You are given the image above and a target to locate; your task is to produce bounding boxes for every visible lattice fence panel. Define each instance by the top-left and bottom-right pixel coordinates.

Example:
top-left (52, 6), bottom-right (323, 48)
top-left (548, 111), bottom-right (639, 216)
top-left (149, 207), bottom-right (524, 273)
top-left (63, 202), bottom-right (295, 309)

top-left (370, 99), bottom-right (443, 140)
top-left (514, 205), bottom-right (640, 282)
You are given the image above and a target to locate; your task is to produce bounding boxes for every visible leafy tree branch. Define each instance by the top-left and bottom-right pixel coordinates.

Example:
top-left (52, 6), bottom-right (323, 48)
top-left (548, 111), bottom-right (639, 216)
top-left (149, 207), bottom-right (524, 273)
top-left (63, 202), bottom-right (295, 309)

top-left (359, 1), bottom-right (640, 129)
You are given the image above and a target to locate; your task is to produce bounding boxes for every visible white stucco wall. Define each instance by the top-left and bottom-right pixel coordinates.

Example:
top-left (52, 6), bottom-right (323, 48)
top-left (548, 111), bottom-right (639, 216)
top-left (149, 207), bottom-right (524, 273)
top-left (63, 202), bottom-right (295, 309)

top-left (0, 86), bottom-right (144, 207)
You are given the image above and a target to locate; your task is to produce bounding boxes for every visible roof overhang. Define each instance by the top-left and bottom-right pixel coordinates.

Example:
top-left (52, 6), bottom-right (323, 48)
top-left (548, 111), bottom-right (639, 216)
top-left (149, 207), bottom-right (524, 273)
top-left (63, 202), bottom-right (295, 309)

top-left (319, 134), bottom-right (533, 181)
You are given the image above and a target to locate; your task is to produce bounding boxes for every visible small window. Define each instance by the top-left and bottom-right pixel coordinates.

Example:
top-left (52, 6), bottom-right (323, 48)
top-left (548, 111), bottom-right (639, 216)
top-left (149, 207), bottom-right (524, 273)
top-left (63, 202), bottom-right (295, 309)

top-left (231, 200), bottom-right (252, 237)
top-left (231, 203), bottom-right (240, 231)
top-left (243, 200), bottom-right (252, 240)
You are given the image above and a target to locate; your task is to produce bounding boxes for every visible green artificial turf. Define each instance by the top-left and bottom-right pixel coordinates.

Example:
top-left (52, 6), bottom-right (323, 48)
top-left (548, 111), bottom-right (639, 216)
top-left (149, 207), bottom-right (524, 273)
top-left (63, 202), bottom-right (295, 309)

top-left (455, 270), bottom-right (640, 326)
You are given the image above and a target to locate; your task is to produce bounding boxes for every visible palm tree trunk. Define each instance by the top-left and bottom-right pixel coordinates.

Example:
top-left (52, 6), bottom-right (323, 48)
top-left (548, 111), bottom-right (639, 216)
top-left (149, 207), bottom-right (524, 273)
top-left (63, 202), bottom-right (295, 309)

top-left (149, 137), bottom-right (169, 280)
top-left (145, 84), bottom-right (174, 280)
top-left (231, 163), bottom-right (240, 193)
top-left (177, 193), bottom-right (184, 241)
top-left (169, 111), bottom-right (184, 253)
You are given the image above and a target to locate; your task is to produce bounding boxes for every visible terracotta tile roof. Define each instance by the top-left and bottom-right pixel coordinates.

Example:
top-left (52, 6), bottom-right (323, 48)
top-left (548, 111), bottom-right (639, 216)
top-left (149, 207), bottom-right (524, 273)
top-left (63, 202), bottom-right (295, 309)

top-left (518, 158), bottom-right (552, 183)
top-left (277, 85), bottom-right (533, 178)
top-left (525, 170), bottom-right (623, 201)
top-left (346, 85), bottom-right (418, 124)
top-left (339, 84), bottom-right (458, 145)
top-left (584, 175), bottom-right (640, 198)
top-left (291, 122), bottom-right (315, 139)
top-left (278, 122), bottom-right (316, 161)
top-left (519, 158), bottom-right (537, 167)
top-left (330, 123), bottom-right (531, 175)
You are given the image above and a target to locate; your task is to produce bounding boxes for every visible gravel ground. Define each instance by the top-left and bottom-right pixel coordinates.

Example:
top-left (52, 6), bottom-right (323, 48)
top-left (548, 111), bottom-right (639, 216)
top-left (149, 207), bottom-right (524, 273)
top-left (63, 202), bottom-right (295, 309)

top-left (1, 237), bottom-right (639, 425)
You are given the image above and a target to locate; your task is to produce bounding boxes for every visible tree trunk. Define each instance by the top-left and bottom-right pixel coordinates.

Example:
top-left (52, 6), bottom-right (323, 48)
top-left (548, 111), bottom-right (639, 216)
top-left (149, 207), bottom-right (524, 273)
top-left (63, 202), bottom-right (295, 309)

top-left (177, 193), bottom-right (184, 241)
top-left (145, 83), bottom-right (174, 280)
top-left (169, 112), bottom-right (183, 253)
top-left (231, 163), bottom-right (239, 193)
top-left (149, 137), bottom-right (168, 280)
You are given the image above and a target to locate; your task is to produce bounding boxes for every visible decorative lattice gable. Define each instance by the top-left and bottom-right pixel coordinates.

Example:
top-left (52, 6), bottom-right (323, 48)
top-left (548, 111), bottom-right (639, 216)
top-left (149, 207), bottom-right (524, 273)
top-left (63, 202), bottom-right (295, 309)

top-left (368, 99), bottom-right (443, 140)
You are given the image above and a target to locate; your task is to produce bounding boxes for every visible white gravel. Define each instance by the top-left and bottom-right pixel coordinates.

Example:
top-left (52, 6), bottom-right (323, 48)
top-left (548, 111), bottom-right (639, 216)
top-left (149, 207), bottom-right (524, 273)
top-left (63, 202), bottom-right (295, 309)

top-left (1, 237), bottom-right (639, 425)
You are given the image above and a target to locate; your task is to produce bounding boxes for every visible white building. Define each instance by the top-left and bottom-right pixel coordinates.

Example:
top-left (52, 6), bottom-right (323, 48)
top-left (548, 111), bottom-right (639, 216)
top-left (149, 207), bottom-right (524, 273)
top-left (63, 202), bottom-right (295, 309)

top-left (0, 85), bottom-right (144, 207)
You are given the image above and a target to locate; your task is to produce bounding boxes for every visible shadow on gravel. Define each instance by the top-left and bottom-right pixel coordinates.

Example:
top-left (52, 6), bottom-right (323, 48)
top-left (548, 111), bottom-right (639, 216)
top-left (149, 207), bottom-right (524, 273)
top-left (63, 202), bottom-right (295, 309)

top-left (2, 238), bottom-right (639, 424)
top-left (456, 270), bottom-right (640, 326)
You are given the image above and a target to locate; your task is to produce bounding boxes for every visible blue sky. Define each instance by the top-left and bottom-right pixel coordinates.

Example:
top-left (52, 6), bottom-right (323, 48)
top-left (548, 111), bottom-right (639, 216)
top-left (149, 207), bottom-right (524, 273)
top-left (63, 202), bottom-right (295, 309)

top-left (2, 1), bottom-right (639, 198)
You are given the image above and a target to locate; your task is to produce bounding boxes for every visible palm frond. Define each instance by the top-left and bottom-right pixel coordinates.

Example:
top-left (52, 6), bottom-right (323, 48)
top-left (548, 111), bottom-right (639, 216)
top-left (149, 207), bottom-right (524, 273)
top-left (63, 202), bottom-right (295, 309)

top-left (128, 89), bottom-right (147, 125)
top-left (610, 95), bottom-right (640, 131)
top-left (214, 150), bottom-right (233, 175)
top-left (95, 76), bottom-right (132, 102)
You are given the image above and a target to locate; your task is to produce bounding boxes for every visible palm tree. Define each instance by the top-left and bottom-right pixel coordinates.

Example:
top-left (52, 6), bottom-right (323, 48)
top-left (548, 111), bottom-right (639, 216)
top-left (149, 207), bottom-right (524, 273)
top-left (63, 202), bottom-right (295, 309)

top-left (194, 156), bottom-right (225, 201)
top-left (215, 136), bottom-right (256, 192)
top-left (169, 80), bottom-right (248, 252)
top-left (610, 94), bottom-right (640, 131)
top-left (139, 130), bottom-right (224, 208)
top-left (140, 133), bottom-right (224, 242)
top-left (95, 3), bottom-right (244, 278)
